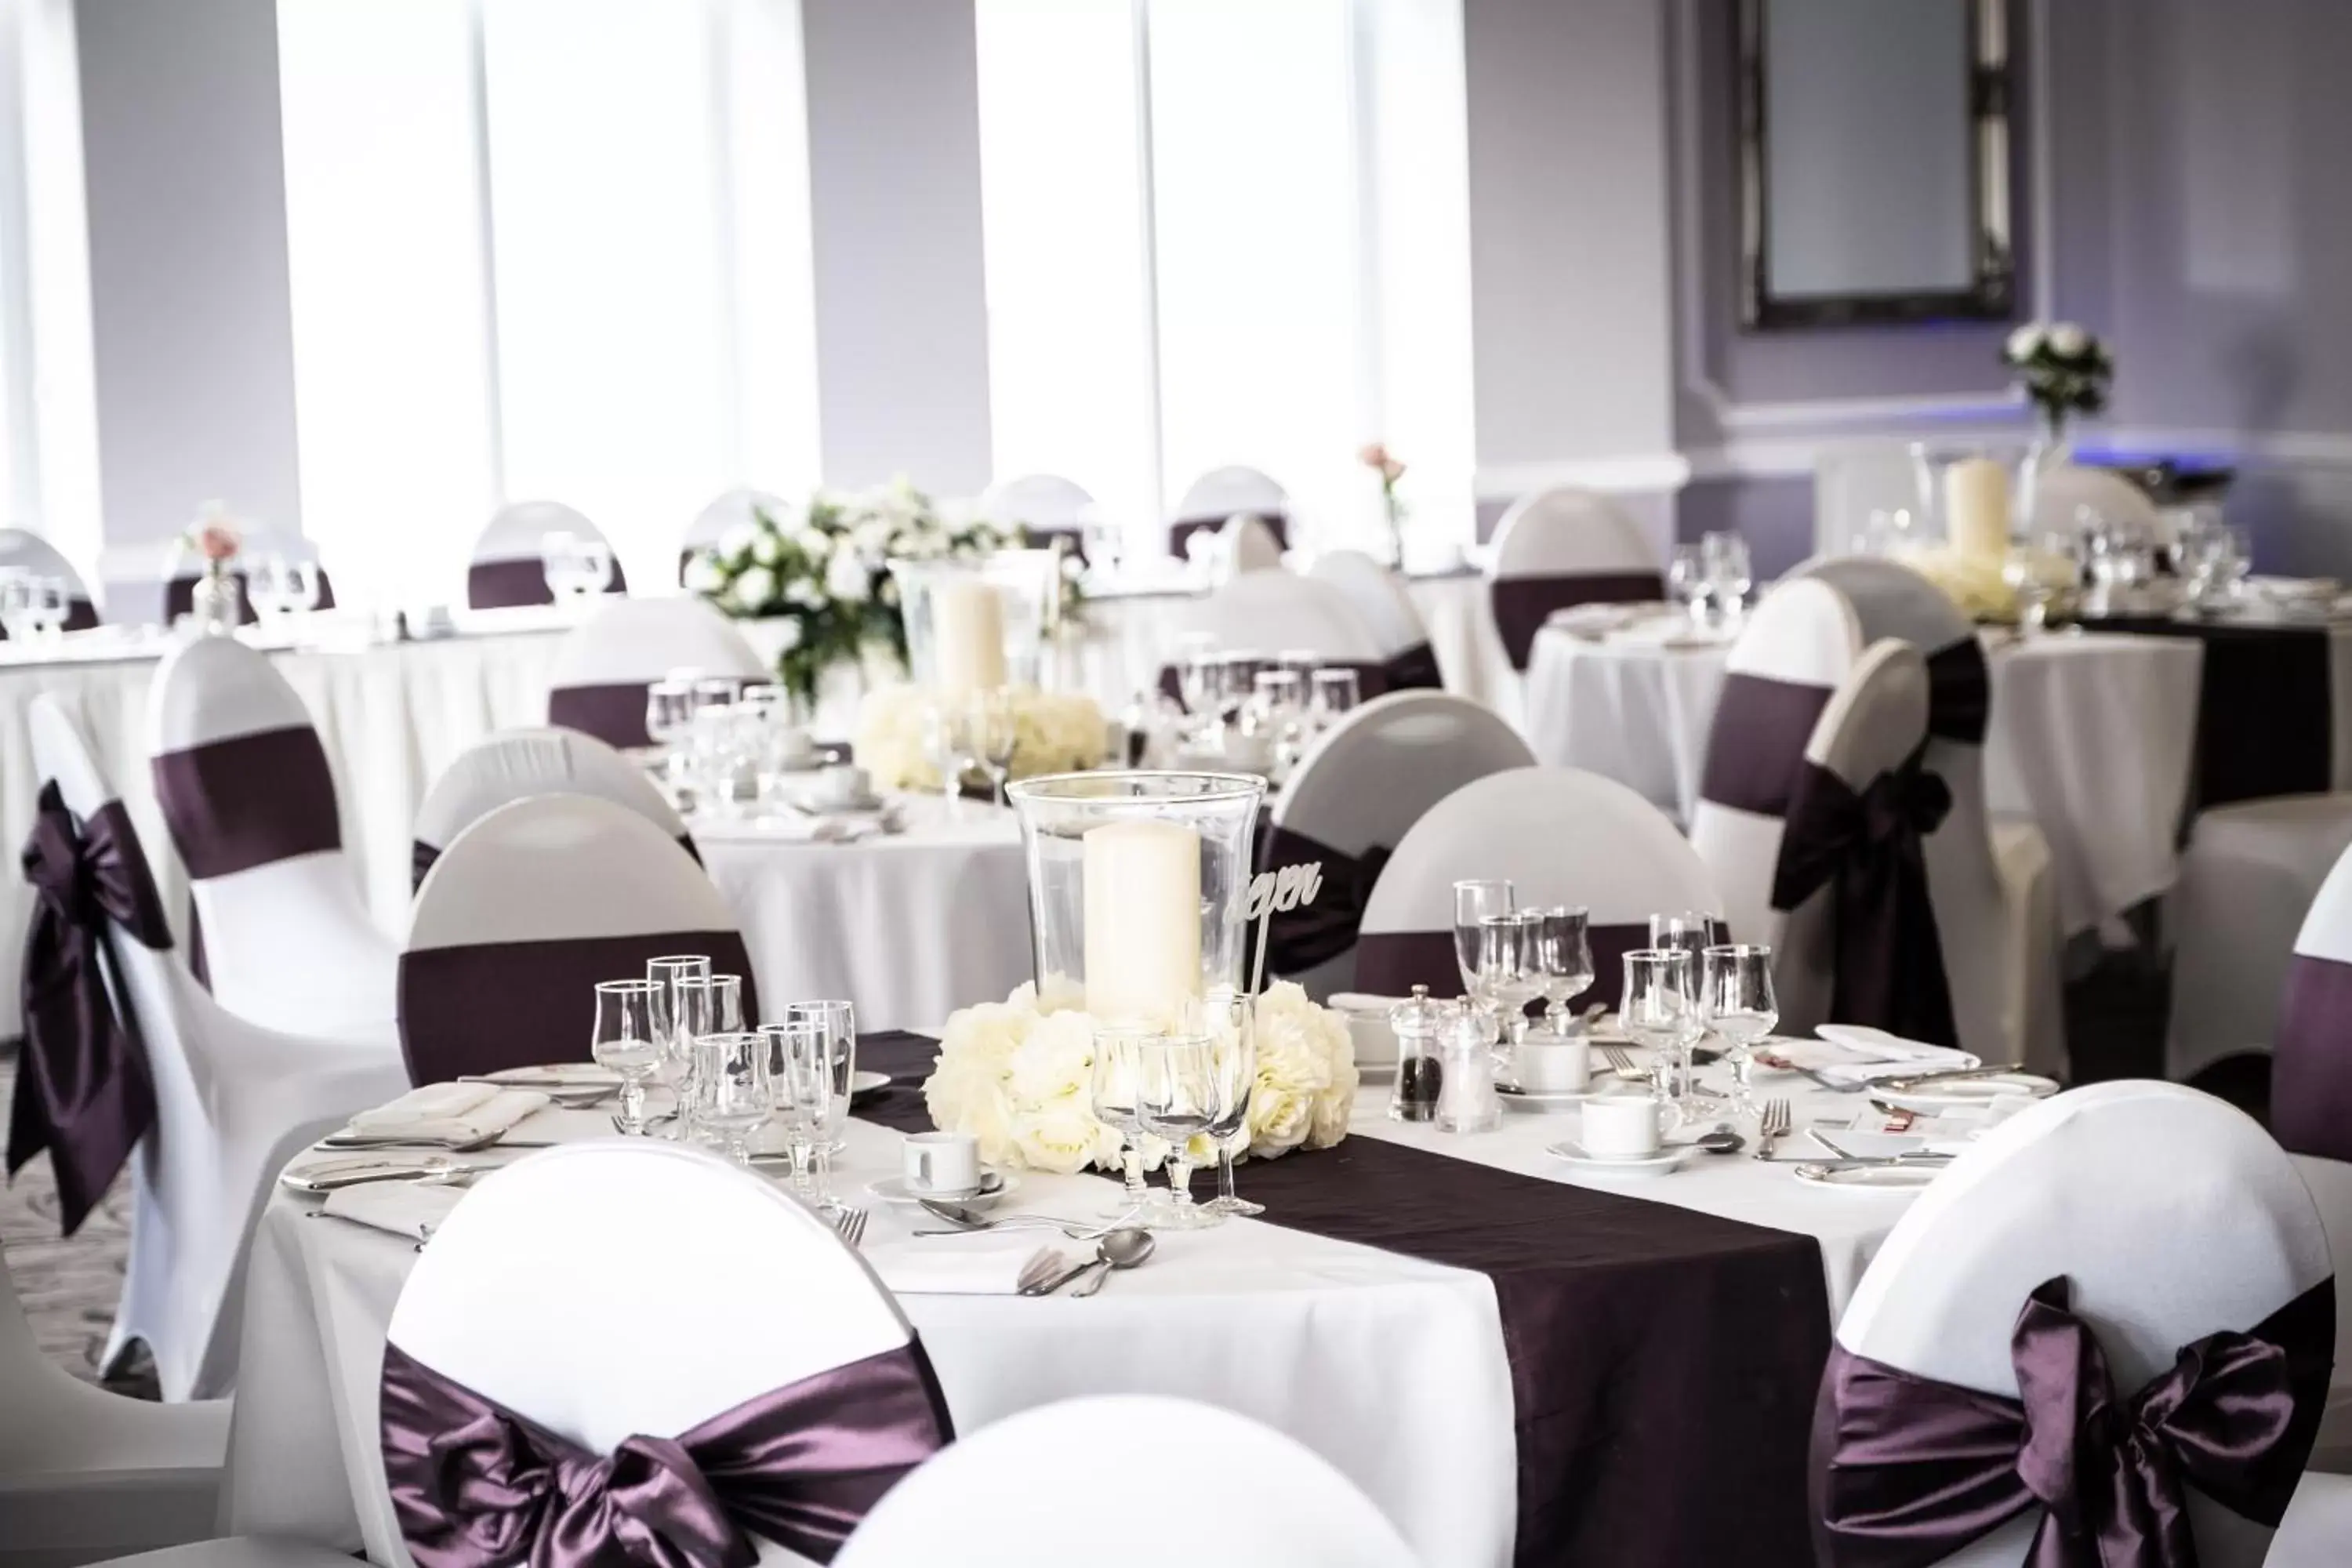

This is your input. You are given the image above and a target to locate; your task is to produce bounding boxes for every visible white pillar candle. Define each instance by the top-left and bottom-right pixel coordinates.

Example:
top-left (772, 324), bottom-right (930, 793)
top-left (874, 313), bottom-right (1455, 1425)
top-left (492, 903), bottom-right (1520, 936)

top-left (932, 579), bottom-right (1007, 697)
top-left (1944, 457), bottom-right (2013, 561)
top-left (1082, 818), bottom-right (1202, 1024)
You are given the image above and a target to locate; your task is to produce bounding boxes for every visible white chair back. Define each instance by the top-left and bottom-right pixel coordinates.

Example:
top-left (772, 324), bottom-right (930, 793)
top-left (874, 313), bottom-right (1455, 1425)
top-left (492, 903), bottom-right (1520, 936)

top-left (412, 728), bottom-right (691, 891)
top-left (678, 489), bottom-right (789, 579)
top-left (402, 794), bottom-right (753, 1083)
top-left (1170, 465), bottom-right (1289, 557)
top-left (1357, 766), bottom-right (1720, 1004)
top-left (1213, 513), bottom-right (1286, 579)
top-left (544, 596), bottom-right (771, 749)
top-left (1831, 1082), bottom-right (2333, 1567)
top-left (976, 473), bottom-right (1094, 532)
top-left (833, 1396), bottom-right (1420, 1568)
top-left (467, 500), bottom-right (627, 608)
top-left (1269, 692), bottom-right (1536, 995)
top-left (1179, 572), bottom-right (1385, 664)
top-left (1485, 487), bottom-right (1662, 670)
top-left (0, 527), bottom-right (101, 631)
top-left (1308, 549), bottom-right (1430, 657)
top-left (2030, 462), bottom-right (2160, 536)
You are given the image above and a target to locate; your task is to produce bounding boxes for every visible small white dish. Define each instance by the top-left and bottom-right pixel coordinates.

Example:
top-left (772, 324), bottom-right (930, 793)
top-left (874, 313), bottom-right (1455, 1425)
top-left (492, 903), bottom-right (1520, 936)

top-left (1875, 1073), bottom-right (2059, 1115)
top-left (1543, 1140), bottom-right (1695, 1175)
top-left (866, 1171), bottom-right (1019, 1209)
top-left (849, 1069), bottom-right (891, 1099)
top-left (1499, 1084), bottom-right (1635, 1111)
top-left (1792, 1162), bottom-right (1940, 1191)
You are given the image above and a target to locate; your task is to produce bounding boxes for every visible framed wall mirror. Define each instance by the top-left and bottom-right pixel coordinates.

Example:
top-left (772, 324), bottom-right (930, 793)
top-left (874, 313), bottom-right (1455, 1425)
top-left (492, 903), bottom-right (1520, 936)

top-left (1737, 0), bottom-right (2016, 329)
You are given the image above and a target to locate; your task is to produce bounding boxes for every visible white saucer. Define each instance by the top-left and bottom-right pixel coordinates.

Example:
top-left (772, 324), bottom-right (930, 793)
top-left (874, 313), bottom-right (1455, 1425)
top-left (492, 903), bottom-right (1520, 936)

top-left (866, 1171), bottom-right (1020, 1209)
top-left (1498, 1083), bottom-right (1634, 1111)
top-left (804, 793), bottom-right (888, 815)
top-left (849, 1069), bottom-right (891, 1099)
top-left (1791, 1162), bottom-right (1940, 1191)
top-left (1544, 1140), bottom-right (1696, 1174)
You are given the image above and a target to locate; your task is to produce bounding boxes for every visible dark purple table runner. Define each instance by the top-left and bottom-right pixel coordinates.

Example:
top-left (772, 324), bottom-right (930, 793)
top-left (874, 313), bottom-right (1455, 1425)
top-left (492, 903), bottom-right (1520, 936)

top-left (2085, 616), bottom-right (2332, 808)
top-left (855, 1032), bottom-right (1826, 1567)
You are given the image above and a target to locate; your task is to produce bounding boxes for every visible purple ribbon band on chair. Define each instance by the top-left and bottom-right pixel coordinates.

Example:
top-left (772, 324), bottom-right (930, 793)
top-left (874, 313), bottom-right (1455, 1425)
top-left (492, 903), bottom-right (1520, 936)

top-left (1490, 572), bottom-right (1664, 672)
top-left (2270, 952), bottom-right (2352, 1163)
top-left (398, 930), bottom-right (759, 1084)
top-left (10, 782), bottom-right (171, 1236)
top-left (1923, 639), bottom-right (1990, 746)
top-left (549, 684), bottom-right (656, 750)
top-left (383, 1338), bottom-right (953, 1568)
top-left (1771, 747), bottom-right (1959, 1048)
top-left (1699, 673), bottom-right (1835, 818)
top-left (1812, 1274), bottom-right (2332, 1568)
top-left (413, 833), bottom-right (702, 896)
top-left (1356, 920), bottom-right (1651, 1011)
top-left (1250, 825), bottom-right (1391, 976)
top-left (152, 724), bottom-right (343, 879)
top-left (1167, 512), bottom-right (1288, 559)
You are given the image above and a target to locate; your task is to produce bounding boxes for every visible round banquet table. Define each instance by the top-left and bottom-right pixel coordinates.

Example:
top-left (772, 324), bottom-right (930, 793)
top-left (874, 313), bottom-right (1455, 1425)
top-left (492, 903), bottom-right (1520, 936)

top-left (1523, 619), bottom-right (2207, 942)
top-left (222, 1049), bottom-right (1910, 1568)
top-left (691, 795), bottom-right (1033, 1031)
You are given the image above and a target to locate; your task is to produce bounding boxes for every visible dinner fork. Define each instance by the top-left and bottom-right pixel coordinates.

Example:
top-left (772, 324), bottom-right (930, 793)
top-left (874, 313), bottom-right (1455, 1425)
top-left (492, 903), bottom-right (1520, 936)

top-left (1602, 1044), bottom-right (1641, 1080)
top-left (832, 1207), bottom-right (868, 1248)
top-left (1754, 1098), bottom-right (1791, 1161)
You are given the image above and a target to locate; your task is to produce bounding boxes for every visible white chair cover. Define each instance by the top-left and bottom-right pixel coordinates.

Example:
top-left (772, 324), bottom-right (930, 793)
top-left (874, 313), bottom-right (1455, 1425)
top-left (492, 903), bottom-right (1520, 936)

top-left (678, 490), bottom-right (789, 581)
top-left (386, 1142), bottom-right (942, 1566)
top-left (1266, 692), bottom-right (1536, 997)
top-left (543, 595), bottom-right (771, 750)
top-left (834, 1395), bottom-right (1419, 1568)
top-left (0, 527), bottom-right (102, 633)
top-left (466, 500), bottom-right (627, 608)
top-left (975, 473), bottom-right (1094, 533)
top-left (1208, 513), bottom-right (1286, 579)
top-left (1356, 765), bottom-right (1720, 1006)
top-left (1169, 465), bottom-right (1288, 557)
top-left (411, 727), bottom-right (693, 892)
top-left (1828, 1081), bottom-right (2335, 1566)
top-left (1486, 487), bottom-right (1663, 673)
top-left (30, 695), bottom-right (410, 1400)
top-left (1308, 548), bottom-right (1432, 658)
top-left (1791, 556), bottom-right (2065, 1069)
top-left (1178, 573), bottom-right (1385, 665)
top-left (146, 637), bottom-right (400, 1040)
top-left (2029, 462), bottom-right (2160, 535)
top-left (1689, 579), bottom-right (1860, 955)
top-left (401, 794), bottom-right (754, 1083)
top-left (0, 1240), bottom-right (229, 1566)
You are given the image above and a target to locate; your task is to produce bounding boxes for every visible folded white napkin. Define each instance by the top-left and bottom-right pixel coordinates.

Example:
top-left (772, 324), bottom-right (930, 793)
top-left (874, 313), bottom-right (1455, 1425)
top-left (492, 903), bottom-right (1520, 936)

top-left (320, 1181), bottom-right (464, 1242)
top-left (347, 1083), bottom-right (550, 1142)
top-left (862, 1236), bottom-right (1073, 1296)
top-left (1770, 1025), bottom-right (1979, 1087)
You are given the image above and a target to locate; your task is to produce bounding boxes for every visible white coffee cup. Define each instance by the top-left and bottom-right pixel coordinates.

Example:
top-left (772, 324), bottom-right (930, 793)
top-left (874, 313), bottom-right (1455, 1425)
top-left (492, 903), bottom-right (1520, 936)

top-left (813, 763), bottom-right (871, 808)
top-left (1579, 1094), bottom-right (1663, 1159)
top-left (902, 1131), bottom-right (981, 1195)
top-left (1516, 1038), bottom-right (1590, 1094)
top-left (772, 724), bottom-right (816, 768)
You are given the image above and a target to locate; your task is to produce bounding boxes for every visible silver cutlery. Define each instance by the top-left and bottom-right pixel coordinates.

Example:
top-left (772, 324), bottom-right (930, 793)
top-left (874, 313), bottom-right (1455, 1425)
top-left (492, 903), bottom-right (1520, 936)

top-left (1065, 1229), bottom-right (1157, 1298)
top-left (1805, 1131), bottom-right (1953, 1166)
top-left (831, 1207), bottom-right (868, 1248)
top-left (292, 1162), bottom-right (488, 1192)
top-left (1601, 1044), bottom-right (1642, 1080)
top-left (913, 1199), bottom-right (1122, 1240)
top-left (1754, 1098), bottom-right (1791, 1160)
top-left (318, 1131), bottom-right (509, 1153)
top-left (1874, 1062), bottom-right (2026, 1092)
top-left (1689, 1123), bottom-right (1744, 1156)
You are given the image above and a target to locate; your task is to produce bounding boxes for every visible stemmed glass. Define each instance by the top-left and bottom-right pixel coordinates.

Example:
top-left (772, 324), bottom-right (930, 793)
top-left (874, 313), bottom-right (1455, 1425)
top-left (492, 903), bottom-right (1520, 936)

top-left (1090, 1027), bottom-right (1156, 1221)
top-left (1196, 990), bottom-right (1261, 1217)
top-left (689, 1031), bottom-right (770, 1169)
top-left (675, 971), bottom-right (744, 1142)
top-left (1650, 911), bottom-right (1715, 965)
top-left (0, 573), bottom-right (31, 641)
top-left (778, 999), bottom-right (856, 1153)
top-left (1135, 1034), bottom-right (1222, 1230)
top-left (645, 954), bottom-right (710, 1128)
top-left (1531, 906), bottom-right (1595, 1035)
top-left (1308, 667), bottom-right (1360, 730)
top-left (762, 1020), bottom-right (838, 1210)
top-left (1621, 949), bottom-right (1705, 1122)
top-left (591, 979), bottom-right (668, 1134)
top-left (1700, 944), bottom-right (1778, 1113)
top-left (27, 577), bottom-right (68, 639)
top-left (1452, 880), bottom-right (1515, 1003)
top-left (1667, 543), bottom-right (1710, 625)
top-left (645, 679), bottom-right (696, 766)
top-left (1703, 532), bottom-right (1753, 621)
top-left (1475, 911), bottom-right (1545, 1047)
top-left (968, 688), bottom-right (1018, 805)
top-left (247, 554), bottom-right (296, 619)
top-left (2005, 530), bottom-right (2080, 634)
top-left (924, 701), bottom-right (976, 818)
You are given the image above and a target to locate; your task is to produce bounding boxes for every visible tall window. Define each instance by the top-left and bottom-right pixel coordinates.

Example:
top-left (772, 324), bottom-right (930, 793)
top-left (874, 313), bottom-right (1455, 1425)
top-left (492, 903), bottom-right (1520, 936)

top-left (278, 0), bottom-right (818, 609)
top-left (974, 0), bottom-right (1474, 554)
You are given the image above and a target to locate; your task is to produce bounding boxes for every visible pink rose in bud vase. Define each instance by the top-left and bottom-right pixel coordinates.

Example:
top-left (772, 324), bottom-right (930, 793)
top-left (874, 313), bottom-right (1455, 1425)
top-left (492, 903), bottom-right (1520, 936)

top-left (197, 524), bottom-right (240, 561)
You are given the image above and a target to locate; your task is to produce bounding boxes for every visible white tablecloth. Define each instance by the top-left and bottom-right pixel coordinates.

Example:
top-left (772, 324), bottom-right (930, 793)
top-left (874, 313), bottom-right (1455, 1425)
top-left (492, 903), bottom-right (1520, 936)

top-left (1524, 623), bottom-right (2207, 939)
top-left (222, 1070), bottom-right (1907, 1567)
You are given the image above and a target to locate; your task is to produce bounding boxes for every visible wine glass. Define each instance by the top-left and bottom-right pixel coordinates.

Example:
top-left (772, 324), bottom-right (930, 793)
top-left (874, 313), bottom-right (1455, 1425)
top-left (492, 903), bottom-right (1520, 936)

top-left (1174, 630), bottom-right (1219, 715)
top-left (1649, 911), bottom-right (1715, 966)
top-left (577, 537), bottom-right (615, 596)
top-left (1531, 906), bottom-right (1595, 1035)
top-left (1452, 880), bottom-right (1515, 1002)
top-left (645, 679), bottom-right (696, 764)
top-left (1621, 949), bottom-right (1703, 1122)
top-left (924, 700), bottom-right (976, 818)
top-left (688, 1031), bottom-right (770, 1169)
top-left (288, 558), bottom-right (323, 615)
top-left (0, 573), bottom-right (31, 641)
top-left (1194, 989), bottom-right (1261, 1217)
top-left (1475, 910), bottom-right (1545, 1048)
top-left (1703, 532), bottom-right (1752, 620)
top-left (1090, 1027), bottom-right (1156, 1221)
top-left (1667, 543), bottom-right (1710, 625)
top-left (27, 577), bottom-right (68, 640)
top-left (968, 688), bottom-right (1018, 805)
top-left (761, 1019), bottom-right (837, 1210)
top-left (1308, 667), bottom-right (1361, 729)
top-left (778, 999), bottom-right (856, 1152)
top-left (645, 954), bottom-right (710, 1112)
top-left (1134, 1034), bottom-right (1222, 1230)
top-left (1700, 944), bottom-right (1778, 1114)
top-left (246, 554), bottom-right (295, 619)
top-left (539, 532), bottom-right (586, 600)
top-left (591, 979), bottom-right (668, 1134)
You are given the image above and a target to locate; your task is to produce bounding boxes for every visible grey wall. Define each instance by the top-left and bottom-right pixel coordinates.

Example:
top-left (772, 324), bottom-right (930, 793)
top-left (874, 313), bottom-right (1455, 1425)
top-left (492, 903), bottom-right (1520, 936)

top-left (75, 0), bottom-right (302, 551)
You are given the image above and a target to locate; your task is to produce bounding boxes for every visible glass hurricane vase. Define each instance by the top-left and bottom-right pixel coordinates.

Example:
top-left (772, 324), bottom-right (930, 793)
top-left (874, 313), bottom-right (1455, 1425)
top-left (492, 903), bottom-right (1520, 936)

top-left (889, 549), bottom-right (1061, 695)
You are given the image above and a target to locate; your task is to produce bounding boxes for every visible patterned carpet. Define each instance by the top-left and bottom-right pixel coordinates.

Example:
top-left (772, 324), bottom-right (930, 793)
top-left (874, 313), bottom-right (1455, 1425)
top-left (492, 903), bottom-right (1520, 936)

top-left (0, 1046), bottom-right (157, 1396)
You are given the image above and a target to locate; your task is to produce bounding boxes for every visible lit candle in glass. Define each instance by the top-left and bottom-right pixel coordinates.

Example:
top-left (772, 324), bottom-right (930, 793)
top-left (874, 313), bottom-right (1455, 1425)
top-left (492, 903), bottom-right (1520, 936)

top-left (1081, 818), bottom-right (1201, 1023)
top-left (932, 578), bottom-right (1007, 697)
top-left (1944, 457), bottom-right (2012, 561)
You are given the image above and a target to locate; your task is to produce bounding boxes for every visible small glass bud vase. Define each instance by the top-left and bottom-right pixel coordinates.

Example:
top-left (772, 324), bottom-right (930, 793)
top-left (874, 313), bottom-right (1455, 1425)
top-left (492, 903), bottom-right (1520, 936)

top-left (191, 561), bottom-right (243, 636)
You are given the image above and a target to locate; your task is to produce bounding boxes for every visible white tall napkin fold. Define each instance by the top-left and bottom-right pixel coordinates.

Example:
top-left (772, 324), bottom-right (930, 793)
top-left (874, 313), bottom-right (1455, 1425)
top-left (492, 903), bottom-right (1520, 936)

top-left (862, 1236), bottom-right (1073, 1296)
top-left (347, 1083), bottom-right (550, 1142)
top-left (320, 1181), bottom-right (464, 1243)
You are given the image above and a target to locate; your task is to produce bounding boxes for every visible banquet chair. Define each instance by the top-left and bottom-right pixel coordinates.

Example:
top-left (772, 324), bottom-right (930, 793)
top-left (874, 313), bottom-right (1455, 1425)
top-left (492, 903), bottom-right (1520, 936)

top-left (147, 636), bottom-right (400, 1041)
top-left (1198, 512), bottom-right (1286, 580)
top-left (1355, 765), bottom-right (1721, 1005)
top-left (1178, 572), bottom-right (1385, 668)
top-left (1308, 548), bottom-right (1434, 659)
top-left (976, 472), bottom-right (1094, 561)
top-left (1486, 485), bottom-right (1663, 673)
top-left (833, 1396), bottom-right (1417, 1568)
top-left (1262, 691), bottom-right (1536, 998)
top-left (1791, 556), bottom-right (2064, 1069)
top-left (380, 1142), bottom-right (951, 1566)
top-left (410, 727), bottom-right (696, 892)
top-left (2029, 459), bottom-right (2161, 536)
top-left (1168, 464), bottom-right (1289, 559)
top-left (0, 526), bottom-right (103, 633)
top-left (678, 488), bottom-right (789, 583)
top-left (1814, 1080), bottom-right (2349, 1565)
top-left (401, 793), bottom-right (757, 1083)
top-left (30, 695), bottom-right (411, 1400)
top-left (0, 1243), bottom-right (229, 1568)
top-left (466, 499), bottom-right (629, 609)
top-left (543, 593), bottom-right (771, 750)
top-left (162, 532), bottom-right (336, 626)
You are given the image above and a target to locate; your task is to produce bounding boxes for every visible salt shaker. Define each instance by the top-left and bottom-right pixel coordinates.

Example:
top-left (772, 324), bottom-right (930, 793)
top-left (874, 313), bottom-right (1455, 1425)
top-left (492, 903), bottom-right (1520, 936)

top-left (1388, 985), bottom-right (1447, 1123)
top-left (1435, 996), bottom-right (1501, 1134)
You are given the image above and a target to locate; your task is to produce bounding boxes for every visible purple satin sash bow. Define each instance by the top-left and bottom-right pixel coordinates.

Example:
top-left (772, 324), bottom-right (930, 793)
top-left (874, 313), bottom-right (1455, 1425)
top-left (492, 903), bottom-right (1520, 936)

top-left (383, 1338), bottom-right (953, 1568)
top-left (1923, 639), bottom-right (1990, 746)
top-left (1813, 1275), bottom-right (2333, 1568)
top-left (1771, 747), bottom-right (1959, 1048)
top-left (9, 782), bottom-right (171, 1235)
top-left (1250, 825), bottom-right (1392, 976)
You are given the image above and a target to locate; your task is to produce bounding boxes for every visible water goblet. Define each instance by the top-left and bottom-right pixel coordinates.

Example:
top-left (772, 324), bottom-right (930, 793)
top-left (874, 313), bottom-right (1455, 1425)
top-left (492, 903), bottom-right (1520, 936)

top-left (0, 572), bottom-right (32, 641)
top-left (591, 979), bottom-right (668, 1134)
top-left (1531, 906), bottom-right (1595, 1035)
top-left (1649, 911), bottom-right (1715, 965)
top-left (1621, 949), bottom-right (1703, 1121)
top-left (539, 532), bottom-right (586, 601)
top-left (969, 688), bottom-right (1019, 805)
top-left (648, 956), bottom-right (713, 1131)
top-left (1090, 1027), bottom-right (1157, 1221)
top-left (688, 1031), bottom-right (770, 1169)
top-left (246, 554), bottom-right (295, 620)
top-left (288, 558), bottom-right (323, 615)
top-left (1667, 543), bottom-right (1710, 625)
top-left (1703, 532), bottom-right (1753, 620)
top-left (1475, 910), bottom-right (1545, 1048)
top-left (1135, 1034), bottom-right (1223, 1230)
top-left (1700, 944), bottom-right (1778, 1113)
top-left (1192, 990), bottom-right (1261, 1217)
top-left (1308, 667), bottom-right (1361, 728)
top-left (924, 700), bottom-right (977, 818)
top-left (27, 577), bottom-right (69, 640)
top-left (761, 1020), bottom-right (837, 1210)
top-left (778, 999), bottom-right (856, 1152)
top-left (1451, 879), bottom-right (1515, 1004)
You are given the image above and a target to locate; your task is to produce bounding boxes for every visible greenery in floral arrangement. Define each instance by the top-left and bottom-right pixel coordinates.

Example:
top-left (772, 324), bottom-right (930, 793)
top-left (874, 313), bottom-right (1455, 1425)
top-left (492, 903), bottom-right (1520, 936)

top-left (2002, 321), bottom-right (2114, 437)
top-left (685, 477), bottom-right (1083, 703)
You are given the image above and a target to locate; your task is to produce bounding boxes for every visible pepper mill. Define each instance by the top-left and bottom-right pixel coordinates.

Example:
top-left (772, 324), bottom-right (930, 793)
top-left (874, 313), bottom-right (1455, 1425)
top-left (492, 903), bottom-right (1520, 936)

top-left (1388, 985), bottom-right (1446, 1123)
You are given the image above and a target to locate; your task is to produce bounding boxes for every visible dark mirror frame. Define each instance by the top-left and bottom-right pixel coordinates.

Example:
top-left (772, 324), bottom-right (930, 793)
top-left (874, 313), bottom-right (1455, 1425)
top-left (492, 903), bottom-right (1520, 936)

top-left (1736, 0), bottom-right (2017, 330)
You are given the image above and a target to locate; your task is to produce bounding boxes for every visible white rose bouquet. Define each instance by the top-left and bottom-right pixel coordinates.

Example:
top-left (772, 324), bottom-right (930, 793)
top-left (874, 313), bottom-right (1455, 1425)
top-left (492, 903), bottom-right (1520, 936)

top-left (854, 682), bottom-right (1109, 791)
top-left (2002, 321), bottom-right (2113, 442)
top-left (922, 980), bottom-right (1357, 1174)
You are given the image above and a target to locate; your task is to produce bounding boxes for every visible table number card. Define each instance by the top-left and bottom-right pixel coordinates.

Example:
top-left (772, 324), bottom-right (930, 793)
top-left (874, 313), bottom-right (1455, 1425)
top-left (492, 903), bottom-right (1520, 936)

top-left (1247, 861), bottom-right (1323, 996)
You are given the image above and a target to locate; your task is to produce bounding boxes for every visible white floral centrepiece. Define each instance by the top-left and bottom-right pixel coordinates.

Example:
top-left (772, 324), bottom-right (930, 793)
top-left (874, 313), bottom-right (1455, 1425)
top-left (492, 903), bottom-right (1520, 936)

top-left (855, 682), bottom-right (1109, 791)
top-left (923, 980), bottom-right (1358, 1174)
